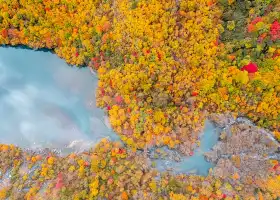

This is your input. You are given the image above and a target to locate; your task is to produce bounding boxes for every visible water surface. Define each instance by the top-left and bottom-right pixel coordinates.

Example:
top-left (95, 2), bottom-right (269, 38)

top-left (154, 121), bottom-right (220, 176)
top-left (0, 47), bottom-right (118, 153)
top-left (0, 47), bottom-right (218, 175)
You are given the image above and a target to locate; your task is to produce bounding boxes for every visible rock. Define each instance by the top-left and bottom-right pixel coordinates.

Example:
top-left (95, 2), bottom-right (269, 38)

top-left (208, 113), bottom-right (234, 128)
top-left (205, 120), bottom-right (280, 184)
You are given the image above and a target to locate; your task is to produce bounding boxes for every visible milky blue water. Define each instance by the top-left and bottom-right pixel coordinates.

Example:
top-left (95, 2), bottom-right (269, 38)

top-left (154, 121), bottom-right (220, 176)
top-left (0, 46), bottom-right (219, 175)
top-left (0, 47), bottom-right (118, 153)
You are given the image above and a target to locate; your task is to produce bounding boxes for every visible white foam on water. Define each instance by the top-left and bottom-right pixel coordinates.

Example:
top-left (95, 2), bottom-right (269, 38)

top-left (66, 139), bottom-right (100, 152)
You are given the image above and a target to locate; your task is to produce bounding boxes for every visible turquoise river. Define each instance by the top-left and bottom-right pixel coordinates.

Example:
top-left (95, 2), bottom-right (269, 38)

top-left (0, 47), bottom-right (220, 176)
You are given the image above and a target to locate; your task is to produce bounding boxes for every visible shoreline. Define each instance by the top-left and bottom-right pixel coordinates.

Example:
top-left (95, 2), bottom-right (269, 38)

top-left (0, 0), bottom-right (280, 197)
top-left (2, 112), bottom-right (277, 177)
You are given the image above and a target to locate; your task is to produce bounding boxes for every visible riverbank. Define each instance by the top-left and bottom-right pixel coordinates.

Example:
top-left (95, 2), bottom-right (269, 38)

top-left (1, 46), bottom-right (280, 199)
top-left (0, 0), bottom-right (280, 199)
top-left (1, 116), bottom-right (280, 199)
top-left (1, 0), bottom-right (279, 155)
top-left (206, 113), bottom-right (280, 198)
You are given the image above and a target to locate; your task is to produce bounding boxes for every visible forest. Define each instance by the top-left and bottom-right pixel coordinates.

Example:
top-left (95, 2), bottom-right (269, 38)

top-left (0, 0), bottom-right (280, 199)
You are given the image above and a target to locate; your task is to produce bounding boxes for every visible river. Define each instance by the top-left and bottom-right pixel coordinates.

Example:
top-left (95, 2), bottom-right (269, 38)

top-left (152, 121), bottom-right (221, 176)
top-left (0, 46), bottom-right (119, 153)
top-left (0, 46), bottom-right (220, 175)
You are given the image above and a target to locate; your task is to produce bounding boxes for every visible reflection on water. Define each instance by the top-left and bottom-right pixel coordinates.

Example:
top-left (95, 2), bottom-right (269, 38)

top-left (0, 47), bottom-right (119, 153)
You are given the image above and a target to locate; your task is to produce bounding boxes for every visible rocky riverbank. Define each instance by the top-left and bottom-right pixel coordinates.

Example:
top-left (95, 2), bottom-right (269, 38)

top-left (206, 113), bottom-right (280, 197)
